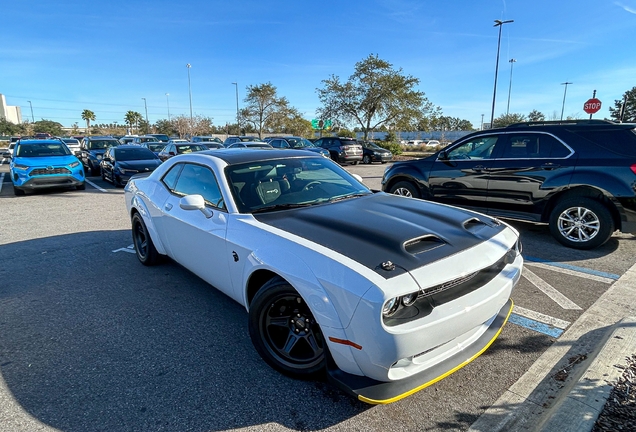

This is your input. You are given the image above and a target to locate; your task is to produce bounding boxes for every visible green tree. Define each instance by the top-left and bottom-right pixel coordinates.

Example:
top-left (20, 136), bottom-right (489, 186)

top-left (528, 110), bottom-right (545, 122)
top-left (240, 82), bottom-right (290, 138)
top-left (492, 113), bottom-right (527, 128)
top-left (125, 111), bottom-right (143, 134)
top-left (0, 118), bottom-right (26, 135)
top-left (155, 119), bottom-right (176, 136)
top-left (81, 109), bottom-right (96, 135)
top-left (32, 119), bottom-right (64, 136)
top-left (316, 54), bottom-right (435, 140)
top-left (609, 86), bottom-right (636, 122)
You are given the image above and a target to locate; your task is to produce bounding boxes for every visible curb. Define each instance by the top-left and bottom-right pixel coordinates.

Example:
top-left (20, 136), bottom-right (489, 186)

top-left (468, 261), bottom-right (636, 432)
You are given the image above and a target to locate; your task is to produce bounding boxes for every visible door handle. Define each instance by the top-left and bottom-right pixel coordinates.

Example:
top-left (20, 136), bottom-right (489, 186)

top-left (541, 163), bottom-right (560, 170)
top-left (473, 165), bottom-right (486, 172)
top-left (164, 203), bottom-right (173, 211)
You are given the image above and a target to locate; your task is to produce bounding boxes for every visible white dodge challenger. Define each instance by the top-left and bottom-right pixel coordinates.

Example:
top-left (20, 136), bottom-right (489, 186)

top-left (124, 148), bottom-right (523, 404)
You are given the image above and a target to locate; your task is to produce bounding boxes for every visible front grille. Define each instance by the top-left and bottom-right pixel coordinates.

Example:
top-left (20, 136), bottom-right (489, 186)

top-left (30, 168), bottom-right (71, 176)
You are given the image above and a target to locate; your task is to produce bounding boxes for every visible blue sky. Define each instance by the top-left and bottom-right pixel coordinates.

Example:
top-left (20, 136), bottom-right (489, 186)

top-left (2, 0), bottom-right (635, 129)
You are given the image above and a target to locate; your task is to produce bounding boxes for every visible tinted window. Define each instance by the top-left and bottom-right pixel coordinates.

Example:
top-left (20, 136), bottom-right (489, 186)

top-left (446, 135), bottom-right (498, 160)
top-left (87, 140), bottom-right (116, 149)
top-left (162, 163), bottom-right (183, 190)
top-left (174, 164), bottom-right (224, 209)
top-left (501, 134), bottom-right (570, 159)
top-left (572, 128), bottom-right (636, 157)
top-left (176, 144), bottom-right (206, 153)
top-left (115, 148), bottom-right (157, 161)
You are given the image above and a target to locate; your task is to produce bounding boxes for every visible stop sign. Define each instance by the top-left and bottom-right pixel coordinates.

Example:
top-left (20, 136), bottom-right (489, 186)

top-left (584, 98), bottom-right (602, 114)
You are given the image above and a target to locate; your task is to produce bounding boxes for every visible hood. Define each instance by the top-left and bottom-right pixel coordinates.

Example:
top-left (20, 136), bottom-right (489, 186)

top-left (117, 159), bottom-right (161, 170)
top-left (14, 155), bottom-right (80, 167)
top-left (88, 149), bottom-right (106, 155)
top-left (253, 193), bottom-right (507, 278)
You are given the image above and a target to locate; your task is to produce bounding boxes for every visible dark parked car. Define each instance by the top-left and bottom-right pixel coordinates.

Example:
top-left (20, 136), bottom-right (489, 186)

top-left (382, 120), bottom-right (636, 250)
top-left (200, 142), bottom-right (223, 150)
top-left (79, 136), bottom-right (120, 175)
top-left (360, 141), bottom-right (393, 164)
top-left (313, 137), bottom-right (363, 165)
top-left (268, 136), bottom-right (330, 158)
top-left (131, 136), bottom-right (160, 145)
top-left (100, 145), bottom-right (161, 187)
top-left (191, 136), bottom-right (223, 144)
top-left (140, 142), bottom-right (166, 156)
top-left (157, 143), bottom-right (208, 162)
top-left (147, 134), bottom-right (170, 142)
top-left (223, 136), bottom-right (261, 147)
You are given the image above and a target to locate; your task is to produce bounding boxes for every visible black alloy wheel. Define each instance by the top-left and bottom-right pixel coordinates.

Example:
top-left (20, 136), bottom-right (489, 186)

top-left (390, 180), bottom-right (420, 199)
top-left (131, 212), bottom-right (159, 265)
top-left (249, 279), bottom-right (326, 377)
top-left (363, 155), bottom-right (372, 164)
top-left (548, 197), bottom-right (614, 250)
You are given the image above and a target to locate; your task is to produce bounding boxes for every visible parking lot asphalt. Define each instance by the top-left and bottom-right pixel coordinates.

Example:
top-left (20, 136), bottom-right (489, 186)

top-left (1, 160), bottom-right (636, 431)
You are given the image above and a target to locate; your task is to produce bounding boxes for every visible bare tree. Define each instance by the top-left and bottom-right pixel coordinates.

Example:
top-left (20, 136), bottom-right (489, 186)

top-left (240, 83), bottom-right (289, 138)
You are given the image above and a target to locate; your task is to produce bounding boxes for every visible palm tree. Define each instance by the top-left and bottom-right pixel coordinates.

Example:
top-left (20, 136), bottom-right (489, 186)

top-left (81, 109), bottom-right (96, 135)
top-left (125, 111), bottom-right (143, 134)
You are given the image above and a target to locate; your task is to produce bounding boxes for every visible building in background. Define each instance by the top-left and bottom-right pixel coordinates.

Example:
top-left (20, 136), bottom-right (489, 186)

top-left (0, 94), bottom-right (23, 124)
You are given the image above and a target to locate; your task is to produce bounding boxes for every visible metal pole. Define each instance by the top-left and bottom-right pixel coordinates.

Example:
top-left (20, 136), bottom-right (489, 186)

top-left (27, 100), bottom-right (34, 122)
top-left (141, 98), bottom-right (148, 132)
top-left (506, 58), bottom-right (516, 115)
top-left (232, 82), bottom-right (239, 135)
top-left (619, 94), bottom-right (628, 123)
top-left (490, 19), bottom-right (514, 128)
top-left (481, 114), bottom-right (484, 130)
top-left (560, 82), bottom-right (572, 120)
top-left (165, 93), bottom-right (171, 121)
top-left (186, 63), bottom-right (193, 136)
top-left (589, 89), bottom-right (596, 120)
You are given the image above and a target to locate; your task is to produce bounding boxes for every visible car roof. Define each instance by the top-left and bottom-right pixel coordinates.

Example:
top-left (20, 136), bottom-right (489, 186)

top-left (15, 139), bottom-right (64, 145)
top-left (194, 148), bottom-right (318, 165)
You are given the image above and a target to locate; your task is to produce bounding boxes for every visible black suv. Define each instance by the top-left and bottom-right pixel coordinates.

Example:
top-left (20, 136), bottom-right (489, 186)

top-left (313, 137), bottom-right (363, 164)
top-left (79, 136), bottom-right (120, 175)
top-left (382, 120), bottom-right (636, 249)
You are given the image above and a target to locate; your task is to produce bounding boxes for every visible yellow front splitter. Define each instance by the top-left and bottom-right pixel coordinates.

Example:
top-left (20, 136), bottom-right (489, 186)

top-left (326, 299), bottom-right (514, 405)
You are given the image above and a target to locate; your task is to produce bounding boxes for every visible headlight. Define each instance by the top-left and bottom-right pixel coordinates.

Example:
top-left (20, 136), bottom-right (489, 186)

top-left (119, 168), bottom-right (138, 174)
top-left (505, 238), bottom-right (523, 264)
top-left (96, 154), bottom-right (103, 160)
top-left (13, 164), bottom-right (29, 171)
top-left (69, 161), bottom-right (80, 168)
top-left (382, 297), bottom-right (400, 317)
top-left (401, 292), bottom-right (418, 306)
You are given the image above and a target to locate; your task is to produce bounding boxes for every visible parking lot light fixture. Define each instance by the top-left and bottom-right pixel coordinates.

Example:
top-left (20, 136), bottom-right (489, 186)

top-left (490, 19), bottom-right (514, 127)
top-left (187, 64), bottom-right (193, 136)
top-left (27, 100), bottom-right (34, 122)
top-left (561, 82), bottom-right (573, 120)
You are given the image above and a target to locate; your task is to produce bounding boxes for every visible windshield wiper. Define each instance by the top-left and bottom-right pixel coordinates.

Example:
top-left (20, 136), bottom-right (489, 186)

top-left (251, 203), bottom-right (314, 214)
top-left (328, 193), bottom-right (370, 203)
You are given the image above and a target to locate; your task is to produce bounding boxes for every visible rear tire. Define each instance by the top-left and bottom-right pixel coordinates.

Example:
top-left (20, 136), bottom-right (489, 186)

top-left (362, 155), bottom-right (371, 164)
top-left (548, 197), bottom-right (614, 250)
top-left (131, 212), bottom-right (160, 265)
top-left (389, 181), bottom-right (420, 199)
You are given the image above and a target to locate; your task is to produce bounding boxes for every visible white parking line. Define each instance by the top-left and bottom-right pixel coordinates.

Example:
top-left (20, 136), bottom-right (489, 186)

top-left (525, 261), bottom-right (615, 284)
top-left (112, 244), bottom-right (135, 254)
top-left (85, 178), bottom-right (108, 192)
top-left (512, 305), bottom-right (571, 330)
top-left (0, 173), bottom-right (4, 193)
top-left (522, 267), bottom-right (582, 310)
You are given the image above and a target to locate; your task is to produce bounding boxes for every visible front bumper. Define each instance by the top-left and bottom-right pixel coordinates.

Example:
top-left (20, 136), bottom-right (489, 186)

top-left (327, 298), bottom-right (514, 404)
top-left (12, 168), bottom-right (85, 190)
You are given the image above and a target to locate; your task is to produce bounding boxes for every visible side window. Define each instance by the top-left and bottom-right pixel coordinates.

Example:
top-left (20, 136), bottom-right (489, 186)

top-left (162, 163), bottom-right (183, 191)
top-left (501, 134), bottom-right (569, 158)
top-left (446, 135), bottom-right (499, 160)
top-left (173, 164), bottom-right (225, 209)
top-left (270, 139), bottom-right (282, 148)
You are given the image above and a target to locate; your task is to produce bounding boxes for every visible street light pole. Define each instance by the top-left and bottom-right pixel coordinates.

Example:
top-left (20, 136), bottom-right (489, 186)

top-left (560, 82), bottom-right (573, 120)
top-left (232, 82), bottom-right (239, 135)
top-left (186, 63), bottom-right (193, 136)
top-left (506, 58), bottom-right (517, 115)
top-left (141, 98), bottom-right (148, 132)
top-left (481, 114), bottom-right (484, 130)
top-left (165, 93), bottom-right (171, 121)
top-left (27, 100), bottom-right (34, 122)
top-left (490, 19), bottom-right (514, 128)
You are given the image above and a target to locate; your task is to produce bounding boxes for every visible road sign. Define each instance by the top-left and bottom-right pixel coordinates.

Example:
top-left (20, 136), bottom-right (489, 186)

top-left (311, 119), bottom-right (332, 130)
top-left (583, 98), bottom-right (602, 114)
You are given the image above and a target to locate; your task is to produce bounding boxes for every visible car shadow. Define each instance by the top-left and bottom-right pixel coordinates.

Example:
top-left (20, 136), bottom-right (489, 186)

top-left (0, 231), bottom-right (369, 432)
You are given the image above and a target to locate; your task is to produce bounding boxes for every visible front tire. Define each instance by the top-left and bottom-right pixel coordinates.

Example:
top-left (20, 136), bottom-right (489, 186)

top-left (549, 197), bottom-right (614, 249)
top-left (389, 180), bottom-right (420, 199)
top-left (249, 279), bottom-right (326, 378)
top-left (362, 155), bottom-right (371, 164)
top-left (131, 212), bottom-right (160, 265)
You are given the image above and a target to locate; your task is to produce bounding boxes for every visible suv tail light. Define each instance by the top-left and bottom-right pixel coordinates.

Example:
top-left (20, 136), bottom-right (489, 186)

top-left (631, 164), bottom-right (636, 175)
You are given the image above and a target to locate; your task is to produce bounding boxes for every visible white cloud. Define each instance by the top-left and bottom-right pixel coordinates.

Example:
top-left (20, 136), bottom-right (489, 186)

top-left (615, 1), bottom-right (636, 14)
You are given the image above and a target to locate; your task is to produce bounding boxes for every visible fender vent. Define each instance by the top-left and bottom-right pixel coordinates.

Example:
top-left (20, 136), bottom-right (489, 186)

top-left (404, 235), bottom-right (445, 254)
top-left (463, 217), bottom-right (488, 233)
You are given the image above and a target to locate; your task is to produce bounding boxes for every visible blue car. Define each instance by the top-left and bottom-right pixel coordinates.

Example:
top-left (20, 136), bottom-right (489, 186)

top-left (7, 139), bottom-right (85, 196)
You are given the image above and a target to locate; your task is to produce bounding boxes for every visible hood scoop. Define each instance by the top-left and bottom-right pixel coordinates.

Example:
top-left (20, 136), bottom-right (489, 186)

top-left (463, 217), bottom-right (489, 233)
top-left (404, 235), bottom-right (445, 255)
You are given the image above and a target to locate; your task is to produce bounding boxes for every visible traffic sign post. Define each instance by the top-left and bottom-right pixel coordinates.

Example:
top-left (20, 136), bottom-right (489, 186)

top-left (584, 90), bottom-right (601, 119)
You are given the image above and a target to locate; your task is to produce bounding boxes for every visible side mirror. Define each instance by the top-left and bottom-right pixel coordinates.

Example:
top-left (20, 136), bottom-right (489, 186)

top-left (438, 150), bottom-right (449, 160)
top-left (179, 194), bottom-right (213, 218)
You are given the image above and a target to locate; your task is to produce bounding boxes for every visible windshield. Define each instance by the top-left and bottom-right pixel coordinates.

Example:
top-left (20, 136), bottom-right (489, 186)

top-left (226, 157), bottom-right (371, 213)
top-left (115, 148), bottom-right (157, 161)
top-left (151, 134), bottom-right (169, 141)
top-left (176, 144), bottom-right (207, 153)
top-left (147, 144), bottom-right (165, 152)
top-left (139, 137), bottom-right (159, 143)
top-left (16, 143), bottom-right (71, 157)
top-left (63, 139), bottom-right (80, 145)
top-left (287, 138), bottom-right (315, 148)
top-left (239, 136), bottom-right (260, 142)
top-left (87, 140), bottom-right (116, 149)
